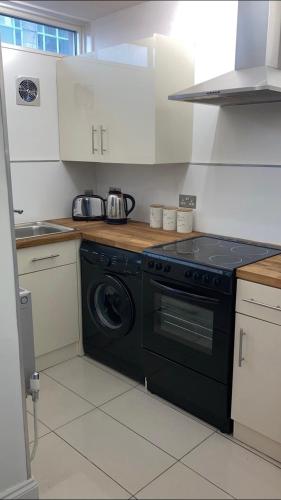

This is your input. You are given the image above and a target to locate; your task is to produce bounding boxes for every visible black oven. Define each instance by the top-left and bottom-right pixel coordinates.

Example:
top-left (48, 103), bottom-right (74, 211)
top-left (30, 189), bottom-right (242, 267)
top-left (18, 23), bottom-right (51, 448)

top-left (141, 236), bottom-right (280, 433)
top-left (141, 257), bottom-right (236, 433)
top-left (142, 273), bottom-right (235, 384)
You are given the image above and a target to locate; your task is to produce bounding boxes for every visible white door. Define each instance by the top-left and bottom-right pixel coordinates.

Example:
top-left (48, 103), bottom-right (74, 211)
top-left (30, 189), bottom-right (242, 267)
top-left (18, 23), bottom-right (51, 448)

top-left (20, 264), bottom-right (79, 357)
top-left (95, 60), bottom-right (155, 164)
top-left (0, 48), bottom-right (37, 496)
top-left (231, 313), bottom-right (281, 443)
top-left (57, 56), bottom-right (102, 162)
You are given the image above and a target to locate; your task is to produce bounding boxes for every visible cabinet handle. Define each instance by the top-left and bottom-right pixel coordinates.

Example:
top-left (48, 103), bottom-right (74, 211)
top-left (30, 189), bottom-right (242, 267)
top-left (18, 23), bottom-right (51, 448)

top-left (92, 126), bottom-right (98, 154)
top-left (242, 298), bottom-right (281, 311)
top-left (31, 254), bottom-right (60, 262)
top-left (238, 328), bottom-right (246, 367)
top-left (100, 125), bottom-right (107, 155)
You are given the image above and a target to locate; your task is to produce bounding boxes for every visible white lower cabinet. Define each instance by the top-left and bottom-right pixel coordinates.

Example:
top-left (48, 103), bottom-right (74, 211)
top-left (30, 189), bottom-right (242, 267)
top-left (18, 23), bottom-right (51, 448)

top-left (17, 241), bottom-right (81, 369)
top-left (231, 279), bottom-right (281, 461)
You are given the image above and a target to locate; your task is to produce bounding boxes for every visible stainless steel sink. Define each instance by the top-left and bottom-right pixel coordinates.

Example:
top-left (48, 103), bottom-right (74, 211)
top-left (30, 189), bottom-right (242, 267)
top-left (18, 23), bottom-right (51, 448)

top-left (15, 222), bottom-right (74, 240)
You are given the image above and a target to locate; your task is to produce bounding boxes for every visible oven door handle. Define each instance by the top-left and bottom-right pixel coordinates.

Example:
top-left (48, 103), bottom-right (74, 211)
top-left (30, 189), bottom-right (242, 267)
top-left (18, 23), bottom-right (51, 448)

top-left (150, 279), bottom-right (220, 305)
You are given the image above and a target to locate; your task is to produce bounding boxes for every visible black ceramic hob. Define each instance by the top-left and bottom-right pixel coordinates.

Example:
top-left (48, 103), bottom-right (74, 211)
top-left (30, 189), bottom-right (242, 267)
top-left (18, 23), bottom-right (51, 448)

top-left (145, 235), bottom-right (281, 271)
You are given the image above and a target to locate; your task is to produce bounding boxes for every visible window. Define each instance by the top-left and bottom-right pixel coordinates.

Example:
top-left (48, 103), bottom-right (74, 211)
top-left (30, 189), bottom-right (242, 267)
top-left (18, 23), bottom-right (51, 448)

top-left (0, 14), bottom-right (77, 55)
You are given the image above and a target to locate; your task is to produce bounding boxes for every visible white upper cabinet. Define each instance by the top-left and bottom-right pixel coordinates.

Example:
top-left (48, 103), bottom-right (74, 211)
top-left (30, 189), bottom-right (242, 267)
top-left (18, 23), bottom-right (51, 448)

top-left (2, 46), bottom-right (60, 162)
top-left (57, 35), bottom-right (193, 164)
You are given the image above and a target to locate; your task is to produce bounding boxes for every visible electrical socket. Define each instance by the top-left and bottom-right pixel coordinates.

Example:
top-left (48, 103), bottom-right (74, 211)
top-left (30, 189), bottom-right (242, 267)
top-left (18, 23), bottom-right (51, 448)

top-left (179, 194), bottom-right (197, 209)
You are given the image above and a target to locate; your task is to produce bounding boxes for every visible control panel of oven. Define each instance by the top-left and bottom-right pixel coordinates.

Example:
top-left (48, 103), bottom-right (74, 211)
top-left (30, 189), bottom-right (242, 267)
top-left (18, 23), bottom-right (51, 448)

top-left (142, 255), bottom-right (234, 294)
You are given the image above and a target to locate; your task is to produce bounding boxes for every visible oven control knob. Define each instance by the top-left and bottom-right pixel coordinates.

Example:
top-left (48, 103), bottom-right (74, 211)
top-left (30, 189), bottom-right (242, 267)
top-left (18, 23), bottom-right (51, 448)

top-left (164, 264), bottom-right (171, 272)
top-left (213, 277), bottom-right (221, 287)
top-left (203, 274), bottom-right (210, 284)
top-left (148, 260), bottom-right (155, 269)
top-left (193, 272), bottom-right (200, 281)
top-left (156, 262), bottom-right (163, 271)
top-left (185, 270), bottom-right (192, 278)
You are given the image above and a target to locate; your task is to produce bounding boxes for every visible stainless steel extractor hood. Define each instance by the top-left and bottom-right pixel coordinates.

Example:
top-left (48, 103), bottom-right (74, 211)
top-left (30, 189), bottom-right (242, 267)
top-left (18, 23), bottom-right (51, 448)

top-left (169, 1), bottom-right (281, 106)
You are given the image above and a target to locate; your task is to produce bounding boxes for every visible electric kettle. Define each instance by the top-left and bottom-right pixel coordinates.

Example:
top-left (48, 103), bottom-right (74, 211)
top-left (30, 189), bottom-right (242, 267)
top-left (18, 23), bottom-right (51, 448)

top-left (106, 187), bottom-right (135, 224)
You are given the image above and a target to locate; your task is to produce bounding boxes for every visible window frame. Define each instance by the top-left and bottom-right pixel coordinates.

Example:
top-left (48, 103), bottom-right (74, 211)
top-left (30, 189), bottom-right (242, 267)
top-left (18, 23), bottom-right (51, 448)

top-left (0, 5), bottom-right (83, 56)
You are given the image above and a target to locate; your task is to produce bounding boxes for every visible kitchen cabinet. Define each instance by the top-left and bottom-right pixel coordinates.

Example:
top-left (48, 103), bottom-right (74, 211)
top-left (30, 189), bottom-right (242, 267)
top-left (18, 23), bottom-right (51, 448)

top-left (57, 34), bottom-right (193, 164)
top-left (231, 279), bottom-right (281, 461)
top-left (2, 46), bottom-right (60, 162)
top-left (17, 240), bottom-right (80, 370)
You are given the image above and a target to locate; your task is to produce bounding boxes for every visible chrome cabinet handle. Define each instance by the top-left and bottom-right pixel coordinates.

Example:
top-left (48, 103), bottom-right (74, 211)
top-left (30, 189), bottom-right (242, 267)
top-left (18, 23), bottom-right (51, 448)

top-left (31, 254), bottom-right (60, 262)
top-left (243, 298), bottom-right (281, 311)
top-left (238, 328), bottom-right (246, 367)
top-left (92, 126), bottom-right (98, 154)
top-left (100, 125), bottom-right (107, 155)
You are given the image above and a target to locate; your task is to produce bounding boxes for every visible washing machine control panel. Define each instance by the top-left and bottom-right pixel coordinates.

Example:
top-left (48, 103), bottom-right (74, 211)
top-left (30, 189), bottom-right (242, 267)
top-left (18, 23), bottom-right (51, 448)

top-left (80, 241), bottom-right (142, 275)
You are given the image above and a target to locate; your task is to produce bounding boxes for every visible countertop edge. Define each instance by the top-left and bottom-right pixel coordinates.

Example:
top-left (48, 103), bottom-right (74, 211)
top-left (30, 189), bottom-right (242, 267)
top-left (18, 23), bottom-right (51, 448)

top-left (15, 218), bottom-right (281, 289)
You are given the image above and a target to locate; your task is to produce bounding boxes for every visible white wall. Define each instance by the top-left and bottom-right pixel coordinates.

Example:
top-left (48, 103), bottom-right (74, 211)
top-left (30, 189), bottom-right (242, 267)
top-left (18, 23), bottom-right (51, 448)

top-left (92, 0), bottom-right (281, 245)
top-left (2, 46), bottom-right (97, 224)
top-left (11, 162), bottom-right (97, 224)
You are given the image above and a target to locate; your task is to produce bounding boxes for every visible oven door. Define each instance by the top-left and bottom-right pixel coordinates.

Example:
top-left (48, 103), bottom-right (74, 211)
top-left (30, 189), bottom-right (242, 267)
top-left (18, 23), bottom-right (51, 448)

top-left (142, 273), bottom-right (235, 383)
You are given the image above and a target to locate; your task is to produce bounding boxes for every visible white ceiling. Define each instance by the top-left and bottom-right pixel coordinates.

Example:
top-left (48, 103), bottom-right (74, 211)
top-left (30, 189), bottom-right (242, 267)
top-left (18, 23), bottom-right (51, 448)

top-left (6, 1), bottom-right (144, 24)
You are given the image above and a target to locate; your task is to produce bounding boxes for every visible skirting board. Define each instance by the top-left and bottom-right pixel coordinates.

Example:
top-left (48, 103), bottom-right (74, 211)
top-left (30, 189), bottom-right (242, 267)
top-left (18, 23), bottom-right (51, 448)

top-left (2, 478), bottom-right (39, 499)
top-left (234, 422), bottom-right (281, 464)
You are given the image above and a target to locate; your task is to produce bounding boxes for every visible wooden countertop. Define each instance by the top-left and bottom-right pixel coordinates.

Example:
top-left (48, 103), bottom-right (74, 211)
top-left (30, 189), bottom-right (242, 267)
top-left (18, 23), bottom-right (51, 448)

top-left (16, 218), bottom-right (201, 253)
top-left (237, 254), bottom-right (281, 289)
top-left (16, 217), bottom-right (281, 288)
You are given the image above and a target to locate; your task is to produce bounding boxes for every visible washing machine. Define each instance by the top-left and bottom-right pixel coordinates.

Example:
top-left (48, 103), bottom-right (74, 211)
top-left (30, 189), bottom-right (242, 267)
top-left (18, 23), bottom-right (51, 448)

top-left (80, 240), bottom-right (144, 383)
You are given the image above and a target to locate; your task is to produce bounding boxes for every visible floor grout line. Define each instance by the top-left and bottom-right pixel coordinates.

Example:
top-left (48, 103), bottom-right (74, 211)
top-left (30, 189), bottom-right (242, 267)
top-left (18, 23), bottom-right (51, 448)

top-left (135, 384), bottom-right (215, 432)
top-left (29, 429), bottom-right (52, 445)
top-left (180, 461), bottom-right (236, 499)
top-left (82, 355), bottom-right (141, 388)
top-left (51, 407), bottom-right (98, 432)
top-left (178, 430), bottom-right (216, 461)
top-left (41, 355), bottom-right (78, 374)
top-left (38, 357), bottom-right (281, 497)
top-left (52, 429), bottom-right (133, 498)
top-left (133, 435), bottom-right (234, 500)
top-left (43, 369), bottom-right (136, 409)
top-left (26, 409), bottom-right (53, 433)
top-left (218, 432), bottom-right (281, 472)
top-left (132, 460), bottom-right (181, 497)
top-left (98, 406), bottom-right (179, 460)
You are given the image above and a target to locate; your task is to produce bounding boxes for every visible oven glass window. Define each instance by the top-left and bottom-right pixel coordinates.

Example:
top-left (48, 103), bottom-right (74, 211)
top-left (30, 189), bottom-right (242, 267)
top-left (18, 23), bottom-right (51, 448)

top-left (154, 293), bottom-right (214, 354)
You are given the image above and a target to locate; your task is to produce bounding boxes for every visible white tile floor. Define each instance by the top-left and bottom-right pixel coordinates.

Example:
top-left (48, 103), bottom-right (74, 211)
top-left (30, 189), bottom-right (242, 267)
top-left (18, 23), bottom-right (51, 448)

top-left (28, 356), bottom-right (281, 499)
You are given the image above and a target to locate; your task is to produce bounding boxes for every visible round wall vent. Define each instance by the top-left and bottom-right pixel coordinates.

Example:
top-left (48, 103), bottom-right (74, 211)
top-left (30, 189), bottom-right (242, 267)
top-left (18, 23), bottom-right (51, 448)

top-left (16, 77), bottom-right (40, 106)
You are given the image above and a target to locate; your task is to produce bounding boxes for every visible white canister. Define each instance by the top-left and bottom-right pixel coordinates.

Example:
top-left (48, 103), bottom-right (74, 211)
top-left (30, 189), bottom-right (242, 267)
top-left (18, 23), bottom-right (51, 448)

top-left (150, 204), bottom-right (164, 228)
top-left (163, 206), bottom-right (178, 231)
top-left (177, 208), bottom-right (193, 233)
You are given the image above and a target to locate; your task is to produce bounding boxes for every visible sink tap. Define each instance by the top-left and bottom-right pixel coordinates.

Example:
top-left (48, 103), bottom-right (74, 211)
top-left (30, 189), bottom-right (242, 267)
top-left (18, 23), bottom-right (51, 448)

top-left (13, 209), bottom-right (24, 214)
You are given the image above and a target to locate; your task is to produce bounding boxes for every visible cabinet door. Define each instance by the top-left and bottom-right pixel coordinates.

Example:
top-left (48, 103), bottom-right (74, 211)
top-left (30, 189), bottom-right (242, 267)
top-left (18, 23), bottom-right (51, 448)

top-left (57, 57), bottom-right (102, 162)
top-left (231, 313), bottom-right (281, 443)
top-left (95, 61), bottom-right (155, 164)
top-left (19, 263), bottom-right (79, 357)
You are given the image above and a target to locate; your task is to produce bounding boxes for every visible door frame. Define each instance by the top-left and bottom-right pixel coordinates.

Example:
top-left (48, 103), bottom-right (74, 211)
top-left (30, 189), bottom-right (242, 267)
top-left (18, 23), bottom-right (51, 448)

top-left (0, 44), bottom-right (38, 497)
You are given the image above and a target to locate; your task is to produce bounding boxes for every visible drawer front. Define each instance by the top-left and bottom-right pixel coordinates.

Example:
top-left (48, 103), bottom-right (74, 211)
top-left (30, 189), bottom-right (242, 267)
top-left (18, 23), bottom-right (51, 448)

top-left (236, 279), bottom-right (281, 325)
top-left (17, 240), bottom-right (77, 275)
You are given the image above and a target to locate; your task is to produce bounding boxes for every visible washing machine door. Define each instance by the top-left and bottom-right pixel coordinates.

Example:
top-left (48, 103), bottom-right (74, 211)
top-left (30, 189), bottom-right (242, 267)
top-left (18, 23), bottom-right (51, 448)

top-left (88, 274), bottom-right (134, 337)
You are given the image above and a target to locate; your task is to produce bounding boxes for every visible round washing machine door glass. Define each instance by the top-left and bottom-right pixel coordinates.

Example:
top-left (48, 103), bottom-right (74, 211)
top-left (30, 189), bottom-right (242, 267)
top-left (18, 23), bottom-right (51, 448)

top-left (88, 274), bottom-right (134, 337)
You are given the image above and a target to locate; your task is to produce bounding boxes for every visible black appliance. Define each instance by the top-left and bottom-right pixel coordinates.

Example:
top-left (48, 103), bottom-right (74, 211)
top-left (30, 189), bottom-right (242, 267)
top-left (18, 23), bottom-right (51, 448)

top-left (81, 241), bottom-right (144, 383)
top-left (142, 236), bottom-right (281, 432)
top-left (72, 194), bottom-right (106, 221)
